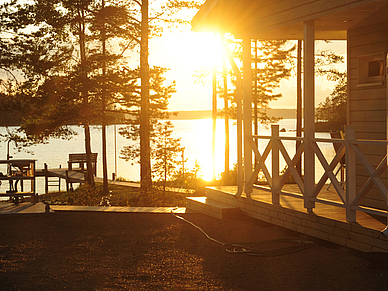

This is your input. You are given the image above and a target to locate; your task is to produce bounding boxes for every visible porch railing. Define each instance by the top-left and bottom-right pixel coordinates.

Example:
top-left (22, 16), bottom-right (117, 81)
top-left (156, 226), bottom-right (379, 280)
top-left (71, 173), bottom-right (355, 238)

top-left (247, 124), bottom-right (388, 223)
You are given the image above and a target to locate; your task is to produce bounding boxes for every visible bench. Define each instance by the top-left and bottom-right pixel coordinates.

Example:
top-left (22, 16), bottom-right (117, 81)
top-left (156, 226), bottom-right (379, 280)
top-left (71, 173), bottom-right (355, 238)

top-left (68, 153), bottom-right (98, 176)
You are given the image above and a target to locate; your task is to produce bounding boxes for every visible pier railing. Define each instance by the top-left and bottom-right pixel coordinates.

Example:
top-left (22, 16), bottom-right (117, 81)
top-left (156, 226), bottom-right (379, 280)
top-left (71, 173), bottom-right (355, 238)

top-left (248, 125), bottom-right (388, 223)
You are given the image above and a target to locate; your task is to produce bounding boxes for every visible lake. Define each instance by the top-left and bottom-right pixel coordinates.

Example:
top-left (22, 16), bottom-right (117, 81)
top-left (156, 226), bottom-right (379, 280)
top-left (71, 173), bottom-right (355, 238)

top-left (0, 119), bottom-right (334, 194)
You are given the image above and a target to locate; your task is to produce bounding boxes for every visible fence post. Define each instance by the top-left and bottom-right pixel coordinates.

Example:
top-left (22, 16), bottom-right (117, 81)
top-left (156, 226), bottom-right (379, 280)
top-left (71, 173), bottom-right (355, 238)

top-left (44, 163), bottom-right (48, 195)
top-left (303, 20), bottom-right (315, 212)
top-left (345, 125), bottom-right (356, 222)
top-left (272, 125), bottom-right (280, 204)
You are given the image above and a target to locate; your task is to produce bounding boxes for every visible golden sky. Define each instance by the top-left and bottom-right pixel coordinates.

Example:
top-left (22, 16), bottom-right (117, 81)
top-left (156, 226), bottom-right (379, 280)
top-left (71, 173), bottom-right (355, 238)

top-left (148, 27), bottom-right (347, 111)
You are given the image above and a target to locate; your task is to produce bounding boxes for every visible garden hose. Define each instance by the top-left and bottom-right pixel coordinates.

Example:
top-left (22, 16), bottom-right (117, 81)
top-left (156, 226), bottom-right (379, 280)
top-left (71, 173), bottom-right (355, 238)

top-left (171, 208), bottom-right (314, 257)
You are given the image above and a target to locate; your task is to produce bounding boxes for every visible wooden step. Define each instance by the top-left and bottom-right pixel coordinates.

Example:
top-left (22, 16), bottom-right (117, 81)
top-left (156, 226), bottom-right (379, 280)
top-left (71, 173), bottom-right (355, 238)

top-left (186, 196), bottom-right (240, 220)
top-left (206, 187), bottom-right (239, 207)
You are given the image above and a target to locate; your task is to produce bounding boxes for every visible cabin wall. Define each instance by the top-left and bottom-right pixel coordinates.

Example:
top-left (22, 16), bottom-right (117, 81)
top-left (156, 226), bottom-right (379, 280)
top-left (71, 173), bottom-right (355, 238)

top-left (193, 0), bottom-right (381, 39)
top-left (348, 20), bottom-right (388, 210)
top-left (252, 0), bottom-right (370, 31)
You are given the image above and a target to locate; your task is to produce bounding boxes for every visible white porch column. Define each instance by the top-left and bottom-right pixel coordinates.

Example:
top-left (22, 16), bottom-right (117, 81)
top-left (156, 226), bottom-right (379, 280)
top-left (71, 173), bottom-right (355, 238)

top-left (243, 37), bottom-right (253, 197)
top-left (303, 20), bottom-right (316, 212)
top-left (345, 125), bottom-right (356, 222)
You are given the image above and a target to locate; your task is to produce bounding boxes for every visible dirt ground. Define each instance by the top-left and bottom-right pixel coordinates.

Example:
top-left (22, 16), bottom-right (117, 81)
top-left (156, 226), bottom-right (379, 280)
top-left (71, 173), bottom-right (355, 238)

top-left (1, 211), bottom-right (388, 290)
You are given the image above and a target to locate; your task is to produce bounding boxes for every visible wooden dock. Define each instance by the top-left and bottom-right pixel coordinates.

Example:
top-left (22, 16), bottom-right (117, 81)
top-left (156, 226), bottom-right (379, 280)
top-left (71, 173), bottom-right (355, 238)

top-left (36, 167), bottom-right (86, 193)
top-left (36, 167), bottom-right (85, 182)
top-left (35, 153), bottom-right (98, 193)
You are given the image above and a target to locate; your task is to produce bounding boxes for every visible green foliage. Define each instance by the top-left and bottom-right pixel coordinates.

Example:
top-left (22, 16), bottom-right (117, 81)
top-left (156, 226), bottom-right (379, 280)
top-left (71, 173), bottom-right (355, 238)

top-left (315, 72), bottom-right (347, 129)
top-left (315, 48), bottom-right (345, 75)
top-left (118, 66), bottom-right (176, 149)
top-left (71, 183), bottom-right (102, 206)
top-left (170, 159), bottom-right (204, 191)
top-left (0, 0), bottom-right (202, 196)
top-left (210, 37), bottom-right (295, 126)
top-left (184, 160), bottom-right (204, 190)
top-left (250, 40), bottom-right (295, 125)
top-left (219, 162), bottom-right (238, 186)
top-left (152, 121), bottom-right (183, 182)
top-left (121, 120), bottom-right (184, 204)
top-left (41, 182), bottom-right (191, 207)
top-left (0, 0), bottom-right (141, 142)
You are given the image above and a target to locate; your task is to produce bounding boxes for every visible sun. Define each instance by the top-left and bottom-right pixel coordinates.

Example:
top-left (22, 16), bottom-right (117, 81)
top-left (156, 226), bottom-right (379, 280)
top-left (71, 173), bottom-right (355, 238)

top-left (185, 32), bottom-right (224, 69)
top-left (150, 29), bottom-right (224, 74)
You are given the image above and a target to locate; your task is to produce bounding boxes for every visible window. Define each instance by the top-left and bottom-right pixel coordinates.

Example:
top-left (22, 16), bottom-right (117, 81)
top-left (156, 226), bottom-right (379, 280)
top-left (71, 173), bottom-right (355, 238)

top-left (368, 60), bottom-right (384, 77)
top-left (357, 53), bottom-right (385, 87)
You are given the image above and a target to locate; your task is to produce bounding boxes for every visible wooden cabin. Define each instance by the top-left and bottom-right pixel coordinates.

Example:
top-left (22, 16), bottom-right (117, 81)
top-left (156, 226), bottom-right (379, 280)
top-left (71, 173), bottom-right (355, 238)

top-left (192, 0), bottom-right (388, 216)
top-left (347, 5), bottom-right (388, 209)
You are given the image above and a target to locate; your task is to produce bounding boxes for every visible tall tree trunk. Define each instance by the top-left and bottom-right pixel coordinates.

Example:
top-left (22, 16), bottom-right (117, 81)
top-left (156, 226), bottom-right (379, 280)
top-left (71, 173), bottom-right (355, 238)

top-left (223, 52), bottom-right (229, 181)
top-left (101, 0), bottom-right (109, 195)
top-left (212, 50), bottom-right (217, 181)
top-left (78, 6), bottom-right (94, 187)
top-left (140, 0), bottom-right (151, 200)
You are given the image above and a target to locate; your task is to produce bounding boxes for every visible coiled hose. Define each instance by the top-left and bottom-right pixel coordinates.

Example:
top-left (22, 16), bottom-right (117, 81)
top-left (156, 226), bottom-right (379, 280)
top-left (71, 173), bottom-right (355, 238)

top-left (171, 208), bottom-right (314, 257)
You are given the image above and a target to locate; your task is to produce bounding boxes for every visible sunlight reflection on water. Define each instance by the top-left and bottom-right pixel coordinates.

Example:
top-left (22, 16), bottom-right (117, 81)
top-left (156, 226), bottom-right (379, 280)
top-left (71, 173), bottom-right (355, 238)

top-left (174, 118), bottom-right (334, 181)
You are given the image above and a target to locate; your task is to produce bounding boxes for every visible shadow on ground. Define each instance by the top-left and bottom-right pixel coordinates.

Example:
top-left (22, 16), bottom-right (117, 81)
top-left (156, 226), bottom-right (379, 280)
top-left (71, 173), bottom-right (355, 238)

top-left (1, 211), bottom-right (387, 290)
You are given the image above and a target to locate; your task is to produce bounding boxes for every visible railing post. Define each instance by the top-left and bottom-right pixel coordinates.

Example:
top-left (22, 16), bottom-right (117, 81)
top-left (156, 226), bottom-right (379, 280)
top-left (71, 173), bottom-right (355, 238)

top-left (303, 20), bottom-right (315, 212)
top-left (272, 125), bottom-right (280, 204)
top-left (243, 37), bottom-right (253, 198)
top-left (345, 125), bottom-right (357, 222)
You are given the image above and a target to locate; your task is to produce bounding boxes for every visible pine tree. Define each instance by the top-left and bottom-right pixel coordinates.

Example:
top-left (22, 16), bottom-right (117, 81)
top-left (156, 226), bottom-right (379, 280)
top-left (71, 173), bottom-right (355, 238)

top-left (0, 0), bottom-right (201, 200)
top-left (118, 0), bottom-right (202, 199)
top-left (152, 121), bottom-right (183, 205)
top-left (251, 40), bottom-right (295, 126)
top-left (315, 72), bottom-right (347, 129)
top-left (315, 44), bottom-right (347, 130)
top-left (0, 0), bottom-right (139, 187)
top-left (119, 67), bottom-right (176, 161)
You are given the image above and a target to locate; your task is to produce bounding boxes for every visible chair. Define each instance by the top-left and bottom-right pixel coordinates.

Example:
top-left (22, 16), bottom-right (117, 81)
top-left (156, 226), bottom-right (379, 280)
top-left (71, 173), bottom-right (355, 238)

top-left (327, 131), bottom-right (345, 189)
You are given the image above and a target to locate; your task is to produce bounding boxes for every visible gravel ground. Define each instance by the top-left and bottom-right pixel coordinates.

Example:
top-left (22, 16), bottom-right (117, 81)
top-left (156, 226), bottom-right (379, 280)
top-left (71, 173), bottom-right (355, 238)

top-left (1, 211), bottom-right (388, 290)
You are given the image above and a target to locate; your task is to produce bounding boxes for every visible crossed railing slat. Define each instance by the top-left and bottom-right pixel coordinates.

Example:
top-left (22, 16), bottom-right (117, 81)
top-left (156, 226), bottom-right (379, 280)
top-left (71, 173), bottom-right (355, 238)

top-left (246, 125), bottom-right (388, 223)
top-left (311, 141), bottom-right (345, 204)
top-left (277, 139), bottom-right (304, 193)
top-left (350, 144), bottom-right (387, 208)
top-left (248, 138), bottom-right (273, 187)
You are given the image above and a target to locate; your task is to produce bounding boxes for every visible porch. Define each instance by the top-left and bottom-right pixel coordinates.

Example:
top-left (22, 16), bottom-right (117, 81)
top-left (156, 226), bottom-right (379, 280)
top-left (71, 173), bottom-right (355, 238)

top-left (186, 123), bottom-right (388, 253)
top-left (189, 0), bottom-right (388, 254)
top-left (186, 184), bottom-right (388, 254)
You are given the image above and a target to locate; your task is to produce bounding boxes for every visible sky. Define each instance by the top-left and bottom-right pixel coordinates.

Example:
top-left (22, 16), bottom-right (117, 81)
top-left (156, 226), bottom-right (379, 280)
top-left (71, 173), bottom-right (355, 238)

top-left (146, 26), bottom-right (347, 112)
top-left (3, 1), bottom-right (347, 112)
top-left (148, 29), bottom-right (221, 111)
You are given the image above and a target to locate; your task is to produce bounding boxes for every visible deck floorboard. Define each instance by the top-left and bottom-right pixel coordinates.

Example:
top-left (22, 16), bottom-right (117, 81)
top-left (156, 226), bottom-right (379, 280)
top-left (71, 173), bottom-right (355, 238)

top-left (208, 184), bottom-right (387, 232)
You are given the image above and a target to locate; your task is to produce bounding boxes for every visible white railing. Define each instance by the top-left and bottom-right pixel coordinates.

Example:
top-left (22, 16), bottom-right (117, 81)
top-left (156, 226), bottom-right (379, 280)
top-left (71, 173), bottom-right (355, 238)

top-left (247, 124), bottom-right (388, 223)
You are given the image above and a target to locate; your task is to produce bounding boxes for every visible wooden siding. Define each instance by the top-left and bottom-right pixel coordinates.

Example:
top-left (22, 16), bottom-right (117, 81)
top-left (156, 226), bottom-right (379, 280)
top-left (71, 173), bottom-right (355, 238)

top-left (252, 0), bottom-right (379, 31)
top-left (193, 0), bottom-right (388, 39)
top-left (348, 15), bottom-right (388, 210)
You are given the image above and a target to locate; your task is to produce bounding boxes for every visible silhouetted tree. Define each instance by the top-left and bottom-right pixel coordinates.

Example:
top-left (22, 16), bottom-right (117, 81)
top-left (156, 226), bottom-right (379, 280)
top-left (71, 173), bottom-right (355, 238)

top-left (316, 72), bottom-right (347, 129)
top-left (118, 0), bottom-right (202, 199)
top-left (0, 0), bottom-right (139, 187)
top-left (153, 121), bottom-right (183, 204)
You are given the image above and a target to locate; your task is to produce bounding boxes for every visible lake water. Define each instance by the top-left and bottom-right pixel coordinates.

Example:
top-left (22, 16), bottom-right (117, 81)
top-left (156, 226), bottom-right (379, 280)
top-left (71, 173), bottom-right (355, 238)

top-left (0, 119), bottom-right (334, 194)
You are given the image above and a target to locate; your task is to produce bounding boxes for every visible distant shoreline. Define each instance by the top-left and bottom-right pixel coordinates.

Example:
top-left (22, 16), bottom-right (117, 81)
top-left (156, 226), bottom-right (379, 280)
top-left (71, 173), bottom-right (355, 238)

top-left (168, 108), bottom-right (296, 120)
top-left (0, 108), bottom-right (297, 126)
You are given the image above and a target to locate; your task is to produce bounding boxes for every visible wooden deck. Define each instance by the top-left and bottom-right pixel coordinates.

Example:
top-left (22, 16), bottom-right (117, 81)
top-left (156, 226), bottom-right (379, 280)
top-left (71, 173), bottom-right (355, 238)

top-left (0, 202), bottom-right (185, 214)
top-left (186, 184), bottom-right (388, 253)
top-left (210, 184), bottom-right (386, 231)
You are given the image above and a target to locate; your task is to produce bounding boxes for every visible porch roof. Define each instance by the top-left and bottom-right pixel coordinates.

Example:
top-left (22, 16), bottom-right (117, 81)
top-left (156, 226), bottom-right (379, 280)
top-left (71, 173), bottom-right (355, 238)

top-left (192, 0), bottom-right (388, 40)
